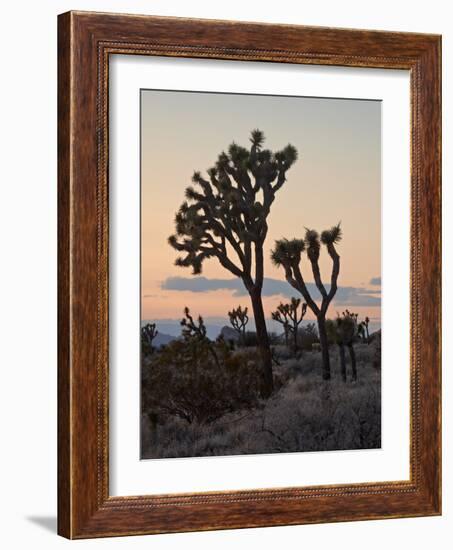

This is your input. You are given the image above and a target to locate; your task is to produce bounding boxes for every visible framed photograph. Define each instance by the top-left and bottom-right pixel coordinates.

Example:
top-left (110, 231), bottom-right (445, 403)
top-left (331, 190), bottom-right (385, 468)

top-left (58, 11), bottom-right (441, 539)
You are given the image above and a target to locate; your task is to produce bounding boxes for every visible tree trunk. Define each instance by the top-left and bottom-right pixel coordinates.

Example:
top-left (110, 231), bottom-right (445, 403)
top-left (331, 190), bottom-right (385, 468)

top-left (348, 344), bottom-right (357, 381)
top-left (317, 315), bottom-right (331, 380)
top-left (250, 290), bottom-right (273, 397)
top-left (339, 344), bottom-right (346, 382)
top-left (293, 323), bottom-right (298, 355)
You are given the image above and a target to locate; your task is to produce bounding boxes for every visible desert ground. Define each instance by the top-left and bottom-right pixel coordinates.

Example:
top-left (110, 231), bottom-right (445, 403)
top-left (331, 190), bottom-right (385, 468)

top-left (141, 334), bottom-right (381, 459)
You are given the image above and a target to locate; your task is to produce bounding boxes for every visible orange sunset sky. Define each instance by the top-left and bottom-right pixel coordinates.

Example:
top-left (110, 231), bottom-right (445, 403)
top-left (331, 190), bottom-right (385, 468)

top-left (141, 90), bottom-right (381, 332)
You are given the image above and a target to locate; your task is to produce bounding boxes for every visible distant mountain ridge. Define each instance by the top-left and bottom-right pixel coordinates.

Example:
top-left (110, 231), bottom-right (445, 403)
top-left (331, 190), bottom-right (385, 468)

top-left (141, 320), bottom-right (225, 340)
top-left (142, 318), bottom-right (382, 342)
top-left (153, 332), bottom-right (176, 348)
top-left (220, 326), bottom-right (240, 342)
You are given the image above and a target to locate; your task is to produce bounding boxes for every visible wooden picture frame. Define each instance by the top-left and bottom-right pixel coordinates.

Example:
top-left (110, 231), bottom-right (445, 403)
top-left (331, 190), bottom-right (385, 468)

top-left (58, 10), bottom-right (441, 539)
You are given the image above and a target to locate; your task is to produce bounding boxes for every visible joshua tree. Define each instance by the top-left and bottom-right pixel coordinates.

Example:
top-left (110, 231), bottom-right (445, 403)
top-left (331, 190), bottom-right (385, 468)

top-left (271, 224), bottom-right (342, 380)
top-left (228, 305), bottom-right (249, 345)
top-left (271, 303), bottom-right (291, 348)
top-left (326, 310), bottom-right (358, 382)
top-left (272, 298), bottom-right (307, 354)
top-left (141, 323), bottom-right (158, 355)
top-left (357, 315), bottom-right (370, 343)
top-left (180, 307), bottom-right (219, 367)
top-left (169, 129), bottom-right (298, 397)
top-left (181, 306), bottom-right (207, 341)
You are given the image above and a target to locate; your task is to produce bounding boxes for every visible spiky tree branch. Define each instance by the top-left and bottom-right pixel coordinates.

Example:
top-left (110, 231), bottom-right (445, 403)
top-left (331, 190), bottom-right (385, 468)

top-left (272, 298), bottom-right (307, 353)
top-left (287, 298), bottom-right (307, 352)
top-left (141, 323), bottom-right (158, 355)
top-left (181, 307), bottom-right (207, 340)
top-left (228, 305), bottom-right (249, 344)
top-left (180, 307), bottom-right (219, 367)
top-left (271, 304), bottom-right (291, 347)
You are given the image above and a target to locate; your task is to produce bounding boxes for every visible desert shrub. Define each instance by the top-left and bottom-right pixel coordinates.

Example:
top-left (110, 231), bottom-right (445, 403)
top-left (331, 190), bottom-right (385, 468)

top-left (142, 336), bottom-right (262, 425)
top-left (297, 322), bottom-right (319, 350)
top-left (241, 331), bottom-right (259, 347)
top-left (240, 330), bottom-right (279, 347)
top-left (273, 358), bottom-right (303, 387)
top-left (273, 344), bottom-right (293, 361)
top-left (142, 358), bottom-right (382, 458)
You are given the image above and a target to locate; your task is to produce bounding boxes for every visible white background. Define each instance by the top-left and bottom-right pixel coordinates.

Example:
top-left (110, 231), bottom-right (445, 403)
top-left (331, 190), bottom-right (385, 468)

top-left (110, 57), bottom-right (410, 495)
top-left (0, 0), bottom-right (450, 548)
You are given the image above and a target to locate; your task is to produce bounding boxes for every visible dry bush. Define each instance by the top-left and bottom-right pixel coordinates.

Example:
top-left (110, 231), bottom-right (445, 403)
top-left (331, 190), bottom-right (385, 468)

top-left (142, 337), bottom-right (262, 426)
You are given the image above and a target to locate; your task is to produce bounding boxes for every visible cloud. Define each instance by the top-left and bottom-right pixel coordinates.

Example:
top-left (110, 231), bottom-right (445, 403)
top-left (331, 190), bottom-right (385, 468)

top-left (162, 277), bottom-right (241, 294)
top-left (162, 276), bottom-right (381, 307)
top-left (369, 276), bottom-right (381, 286)
top-left (333, 286), bottom-right (381, 306)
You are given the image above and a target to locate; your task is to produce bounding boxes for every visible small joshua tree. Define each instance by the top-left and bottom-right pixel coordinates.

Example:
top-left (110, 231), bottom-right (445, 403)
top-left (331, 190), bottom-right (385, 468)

top-left (181, 307), bottom-right (219, 367)
top-left (357, 315), bottom-right (370, 343)
top-left (271, 223), bottom-right (342, 380)
top-left (271, 304), bottom-right (291, 348)
top-left (141, 323), bottom-right (158, 356)
top-left (228, 305), bottom-right (249, 345)
top-left (169, 129), bottom-right (298, 397)
top-left (181, 306), bottom-right (207, 340)
top-left (272, 298), bottom-right (307, 354)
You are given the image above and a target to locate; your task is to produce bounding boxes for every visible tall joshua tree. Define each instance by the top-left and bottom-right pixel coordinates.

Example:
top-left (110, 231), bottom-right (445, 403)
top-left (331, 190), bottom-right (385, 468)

top-left (272, 298), bottom-right (307, 354)
top-left (228, 305), bottom-right (249, 345)
top-left (169, 129), bottom-right (298, 397)
top-left (271, 224), bottom-right (342, 380)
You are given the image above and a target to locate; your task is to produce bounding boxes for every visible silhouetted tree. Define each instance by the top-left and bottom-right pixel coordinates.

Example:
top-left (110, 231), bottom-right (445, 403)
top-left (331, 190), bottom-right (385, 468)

top-left (228, 305), bottom-right (249, 345)
top-left (357, 315), bottom-right (370, 343)
top-left (271, 224), bottom-right (342, 380)
top-left (272, 298), bottom-right (307, 354)
top-left (271, 303), bottom-right (291, 348)
top-left (326, 310), bottom-right (358, 382)
top-left (141, 323), bottom-right (158, 355)
top-left (169, 129), bottom-right (298, 397)
top-left (181, 307), bottom-right (219, 367)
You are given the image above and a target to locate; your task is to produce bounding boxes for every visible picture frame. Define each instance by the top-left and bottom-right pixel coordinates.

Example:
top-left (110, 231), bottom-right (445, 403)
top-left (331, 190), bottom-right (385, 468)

top-left (58, 10), bottom-right (441, 539)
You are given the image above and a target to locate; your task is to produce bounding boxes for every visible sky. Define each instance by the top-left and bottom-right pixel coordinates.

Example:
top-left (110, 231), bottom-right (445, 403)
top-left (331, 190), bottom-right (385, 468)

top-left (141, 89), bottom-right (381, 331)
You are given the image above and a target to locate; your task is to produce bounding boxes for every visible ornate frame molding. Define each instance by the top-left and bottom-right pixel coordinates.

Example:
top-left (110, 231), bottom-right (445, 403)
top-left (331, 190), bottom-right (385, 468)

top-left (58, 11), bottom-right (441, 538)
